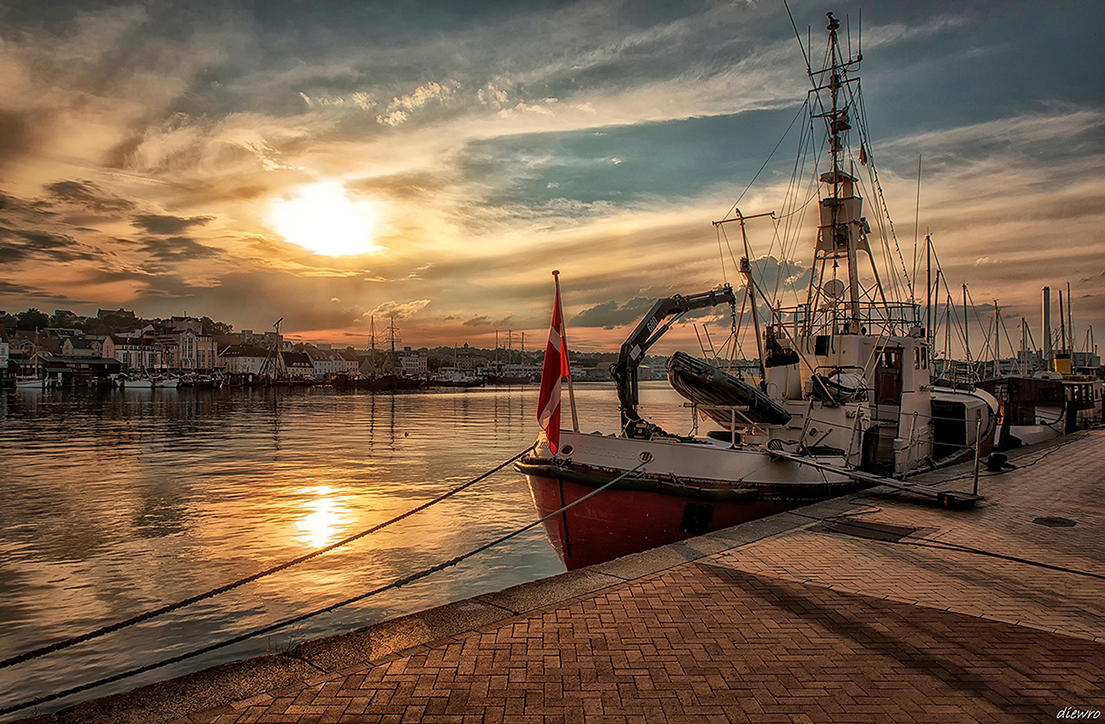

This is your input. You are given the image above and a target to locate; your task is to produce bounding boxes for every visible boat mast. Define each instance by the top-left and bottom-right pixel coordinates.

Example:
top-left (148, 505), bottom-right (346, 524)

top-left (1020, 318), bottom-right (1027, 375)
top-left (926, 235), bottom-right (932, 339)
top-left (1066, 281), bottom-right (1073, 356)
top-left (962, 284), bottom-right (970, 369)
top-left (993, 300), bottom-right (1000, 378)
top-left (806, 12), bottom-right (879, 336)
top-left (1059, 287), bottom-right (1067, 356)
top-left (370, 316), bottom-right (377, 377)
top-left (735, 210), bottom-right (767, 379)
top-left (1043, 286), bottom-right (1052, 369)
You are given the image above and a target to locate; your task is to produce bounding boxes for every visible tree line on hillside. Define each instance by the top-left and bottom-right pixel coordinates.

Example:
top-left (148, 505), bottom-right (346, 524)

top-left (0, 308), bottom-right (233, 337)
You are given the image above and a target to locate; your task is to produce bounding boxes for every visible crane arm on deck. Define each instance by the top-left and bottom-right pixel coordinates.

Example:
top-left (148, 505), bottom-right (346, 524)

top-left (611, 285), bottom-right (737, 431)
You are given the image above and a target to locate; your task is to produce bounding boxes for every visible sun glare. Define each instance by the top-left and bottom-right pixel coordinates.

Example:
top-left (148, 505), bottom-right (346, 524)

top-left (269, 181), bottom-right (385, 256)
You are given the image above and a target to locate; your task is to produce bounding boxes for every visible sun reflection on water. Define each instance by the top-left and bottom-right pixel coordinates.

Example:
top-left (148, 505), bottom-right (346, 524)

top-left (296, 486), bottom-right (349, 548)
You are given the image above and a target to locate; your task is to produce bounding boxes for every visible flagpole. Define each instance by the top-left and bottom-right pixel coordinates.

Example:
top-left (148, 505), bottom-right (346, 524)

top-left (552, 270), bottom-right (580, 432)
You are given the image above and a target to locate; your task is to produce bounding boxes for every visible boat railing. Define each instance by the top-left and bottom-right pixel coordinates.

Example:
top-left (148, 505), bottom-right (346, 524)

top-left (776, 301), bottom-right (922, 339)
top-left (682, 402), bottom-right (769, 443)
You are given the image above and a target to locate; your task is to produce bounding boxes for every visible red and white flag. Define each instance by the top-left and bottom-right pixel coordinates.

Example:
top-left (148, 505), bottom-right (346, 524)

top-left (537, 276), bottom-right (571, 453)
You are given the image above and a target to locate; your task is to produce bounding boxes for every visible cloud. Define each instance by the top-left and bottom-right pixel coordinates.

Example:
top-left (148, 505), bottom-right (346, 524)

top-left (44, 180), bottom-right (136, 216)
top-left (0, 227), bottom-right (101, 264)
top-left (138, 236), bottom-right (221, 264)
top-left (571, 297), bottom-right (653, 329)
top-left (132, 214), bottom-right (213, 235)
top-left (376, 80), bottom-right (460, 125)
top-left (463, 315), bottom-right (492, 328)
top-left (365, 299), bottom-right (431, 321)
top-left (0, 279), bottom-right (52, 299)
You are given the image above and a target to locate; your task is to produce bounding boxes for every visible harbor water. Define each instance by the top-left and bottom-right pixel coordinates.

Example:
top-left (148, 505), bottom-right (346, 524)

top-left (0, 381), bottom-right (691, 718)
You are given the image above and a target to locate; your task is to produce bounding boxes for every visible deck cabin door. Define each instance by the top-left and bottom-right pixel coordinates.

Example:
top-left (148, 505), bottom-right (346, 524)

top-left (875, 348), bottom-right (904, 405)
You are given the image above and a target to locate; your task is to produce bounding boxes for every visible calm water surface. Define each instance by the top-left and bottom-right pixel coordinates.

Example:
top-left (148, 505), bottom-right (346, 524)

top-left (0, 381), bottom-right (692, 717)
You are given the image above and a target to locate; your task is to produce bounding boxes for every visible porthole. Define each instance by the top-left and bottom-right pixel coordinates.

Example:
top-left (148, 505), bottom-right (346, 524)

top-left (639, 451), bottom-right (654, 463)
top-left (560, 445), bottom-right (573, 456)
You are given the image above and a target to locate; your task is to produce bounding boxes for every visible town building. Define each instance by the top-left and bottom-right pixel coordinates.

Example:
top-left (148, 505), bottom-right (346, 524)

top-left (280, 351), bottom-right (315, 379)
top-left (62, 337), bottom-right (104, 357)
top-left (217, 345), bottom-right (272, 377)
top-left (397, 346), bottom-right (427, 377)
top-left (103, 335), bottom-right (160, 372)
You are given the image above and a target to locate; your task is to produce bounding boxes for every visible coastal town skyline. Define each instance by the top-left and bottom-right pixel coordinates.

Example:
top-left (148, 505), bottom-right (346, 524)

top-left (1, 1), bottom-right (1102, 355)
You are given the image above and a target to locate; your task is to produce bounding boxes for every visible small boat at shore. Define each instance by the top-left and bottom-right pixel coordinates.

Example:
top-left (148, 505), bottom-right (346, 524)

top-left (121, 374), bottom-right (154, 389)
top-left (429, 369), bottom-right (483, 388)
top-left (518, 12), bottom-right (997, 570)
top-left (14, 374), bottom-right (45, 390)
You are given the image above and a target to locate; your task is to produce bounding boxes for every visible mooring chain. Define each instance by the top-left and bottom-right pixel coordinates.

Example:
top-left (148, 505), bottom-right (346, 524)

top-left (0, 447), bottom-right (534, 671)
top-left (0, 458), bottom-right (646, 718)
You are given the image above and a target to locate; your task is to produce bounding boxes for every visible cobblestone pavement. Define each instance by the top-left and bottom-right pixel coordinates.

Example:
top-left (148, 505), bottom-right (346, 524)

top-left (33, 430), bottom-right (1105, 724)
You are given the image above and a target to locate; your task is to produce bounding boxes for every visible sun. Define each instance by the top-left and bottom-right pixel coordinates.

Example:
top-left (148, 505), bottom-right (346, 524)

top-left (269, 181), bottom-right (385, 256)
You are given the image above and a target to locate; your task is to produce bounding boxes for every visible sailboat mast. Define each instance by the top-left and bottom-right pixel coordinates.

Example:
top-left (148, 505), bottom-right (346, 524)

top-left (1043, 286), bottom-right (1052, 368)
top-left (926, 235), bottom-right (932, 338)
top-left (1066, 281), bottom-right (1073, 355)
top-left (945, 294), bottom-right (952, 381)
top-left (1020, 318), bottom-right (1028, 375)
top-left (1059, 288), bottom-right (1067, 355)
top-left (962, 284), bottom-right (970, 365)
top-left (993, 300), bottom-right (1000, 377)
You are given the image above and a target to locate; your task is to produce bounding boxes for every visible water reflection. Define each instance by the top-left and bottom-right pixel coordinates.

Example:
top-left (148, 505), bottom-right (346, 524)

top-left (0, 382), bottom-right (689, 719)
top-left (295, 486), bottom-right (348, 548)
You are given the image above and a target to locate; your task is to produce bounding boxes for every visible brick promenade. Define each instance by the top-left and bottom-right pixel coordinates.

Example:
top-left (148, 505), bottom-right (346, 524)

top-left (29, 429), bottom-right (1105, 724)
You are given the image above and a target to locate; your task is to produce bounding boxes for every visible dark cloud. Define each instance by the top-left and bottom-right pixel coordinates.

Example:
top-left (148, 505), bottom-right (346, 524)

top-left (463, 315), bottom-right (492, 328)
top-left (132, 214), bottom-right (213, 235)
top-left (571, 297), bottom-right (653, 329)
top-left (138, 235), bottom-right (221, 263)
top-left (44, 180), bottom-right (136, 216)
top-left (0, 279), bottom-right (51, 298)
top-left (0, 227), bottom-right (101, 263)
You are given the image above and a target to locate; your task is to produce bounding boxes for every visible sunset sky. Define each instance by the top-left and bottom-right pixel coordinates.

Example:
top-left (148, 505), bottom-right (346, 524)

top-left (1, 0), bottom-right (1102, 356)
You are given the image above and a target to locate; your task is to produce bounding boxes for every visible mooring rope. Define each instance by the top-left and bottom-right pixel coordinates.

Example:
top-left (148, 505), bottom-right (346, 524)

top-left (0, 459), bottom-right (646, 718)
top-left (0, 447), bottom-right (534, 671)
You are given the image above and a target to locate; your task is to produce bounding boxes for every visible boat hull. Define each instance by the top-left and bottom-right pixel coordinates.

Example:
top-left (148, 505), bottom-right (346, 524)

top-left (523, 470), bottom-right (799, 570)
top-left (517, 431), bottom-right (865, 570)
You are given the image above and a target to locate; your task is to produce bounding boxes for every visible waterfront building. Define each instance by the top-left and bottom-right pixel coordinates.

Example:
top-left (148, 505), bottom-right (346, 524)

top-left (217, 344), bottom-right (271, 376)
top-left (279, 350), bottom-right (315, 379)
top-left (0, 335), bottom-right (8, 383)
top-left (301, 345), bottom-right (339, 379)
top-left (337, 349), bottom-right (361, 375)
top-left (62, 337), bottom-right (104, 357)
top-left (397, 346), bottom-right (427, 377)
top-left (168, 316), bottom-right (203, 335)
top-left (173, 329), bottom-right (216, 370)
top-left (103, 335), bottom-right (160, 372)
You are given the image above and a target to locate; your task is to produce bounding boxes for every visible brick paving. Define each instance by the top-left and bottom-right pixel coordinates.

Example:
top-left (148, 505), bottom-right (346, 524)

top-left (180, 564), bottom-right (1103, 724)
top-left (33, 429), bottom-right (1105, 724)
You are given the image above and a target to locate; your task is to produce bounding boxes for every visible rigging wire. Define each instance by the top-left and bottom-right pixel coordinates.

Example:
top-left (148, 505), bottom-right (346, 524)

top-left (851, 85), bottom-right (914, 302)
top-left (720, 102), bottom-right (809, 222)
